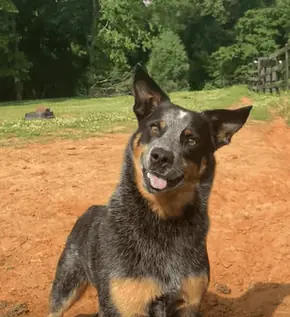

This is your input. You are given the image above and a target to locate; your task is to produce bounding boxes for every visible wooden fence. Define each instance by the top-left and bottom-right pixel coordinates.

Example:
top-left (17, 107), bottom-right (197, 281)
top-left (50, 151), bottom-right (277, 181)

top-left (248, 43), bottom-right (290, 93)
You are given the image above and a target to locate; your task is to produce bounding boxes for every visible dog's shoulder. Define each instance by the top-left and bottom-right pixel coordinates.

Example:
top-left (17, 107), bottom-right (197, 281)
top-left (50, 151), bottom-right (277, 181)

top-left (79, 204), bottom-right (107, 225)
top-left (67, 204), bottom-right (107, 243)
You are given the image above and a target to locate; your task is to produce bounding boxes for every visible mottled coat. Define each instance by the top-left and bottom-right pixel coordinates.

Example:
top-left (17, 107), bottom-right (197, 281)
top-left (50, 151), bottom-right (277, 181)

top-left (48, 65), bottom-right (252, 317)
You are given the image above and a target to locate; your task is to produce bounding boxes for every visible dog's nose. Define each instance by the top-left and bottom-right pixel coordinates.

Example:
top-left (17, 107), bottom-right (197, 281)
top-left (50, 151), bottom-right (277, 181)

top-left (150, 147), bottom-right (174, 168)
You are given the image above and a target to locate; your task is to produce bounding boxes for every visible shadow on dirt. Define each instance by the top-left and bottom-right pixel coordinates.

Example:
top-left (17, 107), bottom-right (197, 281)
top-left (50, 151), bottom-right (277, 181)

top-left (202, 283), bottom-right (290, 317)
top-left (73, 283), bottom-right (290, 317)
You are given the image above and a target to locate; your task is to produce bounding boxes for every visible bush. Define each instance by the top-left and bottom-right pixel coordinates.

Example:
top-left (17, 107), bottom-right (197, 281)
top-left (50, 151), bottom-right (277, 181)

top-left (147, 30), bottom-right (190, 92)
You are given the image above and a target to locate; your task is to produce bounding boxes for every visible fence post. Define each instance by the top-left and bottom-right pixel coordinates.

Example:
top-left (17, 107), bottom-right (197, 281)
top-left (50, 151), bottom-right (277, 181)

top-left (285, 43), bottom-right (289, 90)
top-left (258, 58), bottom-right (262, 92)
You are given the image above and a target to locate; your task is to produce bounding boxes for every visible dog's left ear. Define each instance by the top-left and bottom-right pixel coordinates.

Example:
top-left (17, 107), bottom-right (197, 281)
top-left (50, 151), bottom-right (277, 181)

top-left (133, 64), bottom-right (170, 122)
top-left (202, 105), bottom-right (253, 150)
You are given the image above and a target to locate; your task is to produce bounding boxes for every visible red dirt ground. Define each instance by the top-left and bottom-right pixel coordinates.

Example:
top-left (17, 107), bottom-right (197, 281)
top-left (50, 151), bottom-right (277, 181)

top-left (1, 119), bottom-right (290, 317)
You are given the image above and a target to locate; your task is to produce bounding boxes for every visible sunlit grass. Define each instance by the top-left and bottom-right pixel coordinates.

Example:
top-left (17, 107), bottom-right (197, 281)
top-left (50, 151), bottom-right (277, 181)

top-left (0, 85), bottom-right (289, 145)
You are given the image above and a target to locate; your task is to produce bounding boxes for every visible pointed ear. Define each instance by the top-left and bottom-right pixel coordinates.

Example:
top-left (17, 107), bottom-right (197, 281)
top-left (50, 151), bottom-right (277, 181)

top-left (202, 106), bottom-right (253, 150)
top-left (132, 64), bottom-right (170, 121)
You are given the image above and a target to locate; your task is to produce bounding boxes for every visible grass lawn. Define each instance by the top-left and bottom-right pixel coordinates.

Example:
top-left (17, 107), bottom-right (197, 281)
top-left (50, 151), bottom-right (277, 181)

top-left (0, 85), bottom-right (289, 146)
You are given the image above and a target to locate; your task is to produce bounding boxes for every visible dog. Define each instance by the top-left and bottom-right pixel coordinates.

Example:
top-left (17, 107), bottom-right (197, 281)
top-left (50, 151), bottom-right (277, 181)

top-left (47, 64), bottom-right (252, 317)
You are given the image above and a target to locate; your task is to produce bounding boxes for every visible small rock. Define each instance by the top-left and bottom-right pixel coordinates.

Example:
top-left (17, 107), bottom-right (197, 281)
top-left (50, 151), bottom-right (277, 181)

top-left (215, 283), bottom-right (232, 295)
top-left (221, 261), bottom-right (233, 268)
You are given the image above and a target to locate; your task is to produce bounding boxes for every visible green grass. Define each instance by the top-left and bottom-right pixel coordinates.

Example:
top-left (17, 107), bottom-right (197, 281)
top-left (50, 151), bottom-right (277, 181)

top-left (0, 85), bottom-right (289, 146)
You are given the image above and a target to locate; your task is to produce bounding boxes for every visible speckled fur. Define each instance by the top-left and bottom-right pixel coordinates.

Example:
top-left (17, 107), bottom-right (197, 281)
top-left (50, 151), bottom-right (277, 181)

top-left (48, 65), bottom-right (252, 317)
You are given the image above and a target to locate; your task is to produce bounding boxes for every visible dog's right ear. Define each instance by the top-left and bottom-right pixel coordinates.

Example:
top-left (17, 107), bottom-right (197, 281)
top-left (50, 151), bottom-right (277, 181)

top-left (133, 64), bottom-right (170, 122)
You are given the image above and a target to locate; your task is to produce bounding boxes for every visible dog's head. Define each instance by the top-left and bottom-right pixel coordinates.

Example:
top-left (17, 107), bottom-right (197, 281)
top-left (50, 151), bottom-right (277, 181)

top-left (131, 64), bottom-right (252, 207)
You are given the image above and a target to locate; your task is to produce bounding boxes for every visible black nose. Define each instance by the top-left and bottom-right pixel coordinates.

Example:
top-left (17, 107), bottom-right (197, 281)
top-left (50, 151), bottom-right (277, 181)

top-left (150, 147), bottom-right (174, 168)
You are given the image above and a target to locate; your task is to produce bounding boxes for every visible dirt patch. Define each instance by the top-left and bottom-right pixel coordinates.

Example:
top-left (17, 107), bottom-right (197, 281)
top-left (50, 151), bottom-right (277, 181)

top-left (0, 120), bottom-right (290, 317)
top-left (228, 96), bottom-right (254, 110)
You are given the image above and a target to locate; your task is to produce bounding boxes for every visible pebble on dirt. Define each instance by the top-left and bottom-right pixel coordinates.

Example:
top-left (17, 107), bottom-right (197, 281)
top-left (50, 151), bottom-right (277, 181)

top-left (215, 283), bottom-right (232, 295)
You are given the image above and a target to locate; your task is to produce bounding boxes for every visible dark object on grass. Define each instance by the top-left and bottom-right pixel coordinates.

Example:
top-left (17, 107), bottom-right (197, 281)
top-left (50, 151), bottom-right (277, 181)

top-left (25, 107), bottom-right (55, 120)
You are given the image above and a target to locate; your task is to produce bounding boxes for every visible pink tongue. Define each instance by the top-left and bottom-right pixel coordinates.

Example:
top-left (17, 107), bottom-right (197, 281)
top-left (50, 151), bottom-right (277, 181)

top-left (148, 173), bottom-right (167, 190)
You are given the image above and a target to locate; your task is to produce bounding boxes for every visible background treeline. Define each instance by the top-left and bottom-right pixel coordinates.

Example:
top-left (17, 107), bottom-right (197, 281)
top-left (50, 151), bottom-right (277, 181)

top-left (0, 0), bottom-right (290, 101)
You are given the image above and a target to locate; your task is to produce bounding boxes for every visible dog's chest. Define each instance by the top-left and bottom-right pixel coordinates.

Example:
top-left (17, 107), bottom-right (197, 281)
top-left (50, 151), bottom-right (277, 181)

top-left (107, 202), bottom-right (209, 291)
top-left (147, 234), bottom-right (205, 286)
top-left (116, 220), bottom-right (208, 290)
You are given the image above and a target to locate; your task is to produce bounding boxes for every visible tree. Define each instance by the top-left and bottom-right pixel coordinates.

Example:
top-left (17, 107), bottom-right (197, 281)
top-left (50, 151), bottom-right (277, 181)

top-left (51, 0), bottom-right (102, 93)
top-left (0, 0), bottom-right (290, 100)
top-left (98, 0), bottom-right (152, 71)
top-left (276, 0), bottom-right (290, 41)
top-left (147, 30), bottom-right (190, 92)
top-left (207, 7), bottom-right (282, 88)
top-left (0, 0), bottom-right (31, 100)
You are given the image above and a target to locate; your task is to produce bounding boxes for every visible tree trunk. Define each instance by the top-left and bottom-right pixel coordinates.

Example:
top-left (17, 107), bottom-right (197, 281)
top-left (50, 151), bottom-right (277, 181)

top-left (15, 78), bottom-right (23, 101)
top-left (12, 14), bottom-right (23, 101)
top-left (86, 0), bottom-right (98, 95)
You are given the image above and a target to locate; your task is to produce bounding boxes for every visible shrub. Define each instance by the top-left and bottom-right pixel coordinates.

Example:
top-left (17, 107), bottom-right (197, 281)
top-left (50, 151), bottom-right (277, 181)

top-left (147, 30), bottom-right (190, 92)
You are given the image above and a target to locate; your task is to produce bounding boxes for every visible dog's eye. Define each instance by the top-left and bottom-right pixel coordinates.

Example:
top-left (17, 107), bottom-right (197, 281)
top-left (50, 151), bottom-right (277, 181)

top-left (188, 137), bottom-right (199, 147)
top-left (150, 124), bottom-right (160, 135)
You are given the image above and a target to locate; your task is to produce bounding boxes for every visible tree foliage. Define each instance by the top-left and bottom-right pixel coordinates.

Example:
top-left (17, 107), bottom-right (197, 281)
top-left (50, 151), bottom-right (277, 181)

top-left (208, 6), bottom-right (282, 87)
top-left (0, 0), bottom-right (289, 100)
top-left (147, 30), bottom-right (189, 91)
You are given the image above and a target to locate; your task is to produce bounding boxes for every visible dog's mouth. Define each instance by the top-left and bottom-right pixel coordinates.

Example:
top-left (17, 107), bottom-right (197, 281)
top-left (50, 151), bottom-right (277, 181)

top-left (144, 171), bottom-right (184, 192)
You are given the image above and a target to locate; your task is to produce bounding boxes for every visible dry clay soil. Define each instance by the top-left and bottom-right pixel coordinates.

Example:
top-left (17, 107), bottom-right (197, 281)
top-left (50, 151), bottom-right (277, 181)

top-left (1, 118), bottom-right (290, 317)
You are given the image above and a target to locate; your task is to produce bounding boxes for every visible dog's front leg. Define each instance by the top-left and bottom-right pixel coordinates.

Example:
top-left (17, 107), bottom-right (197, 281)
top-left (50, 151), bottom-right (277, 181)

top-left (166, 274), bottom-right (208, 317)
top-left (148, 296), bottom-right (168, 317)
top-left (109, 277), bottom-right (163, 317)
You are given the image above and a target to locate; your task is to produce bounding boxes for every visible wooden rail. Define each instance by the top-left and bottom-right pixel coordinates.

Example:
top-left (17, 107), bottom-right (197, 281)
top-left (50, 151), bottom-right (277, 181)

top-left (248, 43), bottom-right (290, 93)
